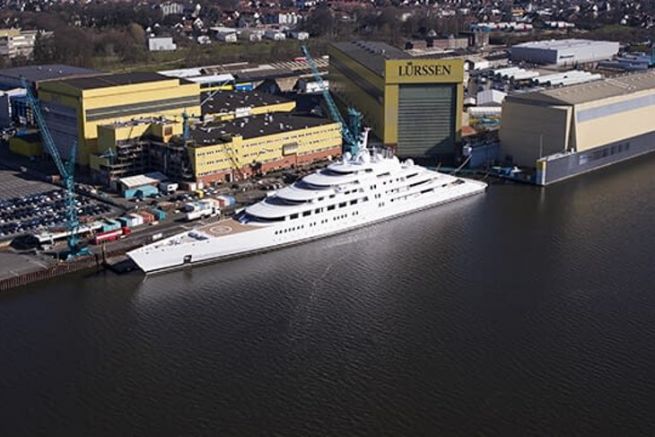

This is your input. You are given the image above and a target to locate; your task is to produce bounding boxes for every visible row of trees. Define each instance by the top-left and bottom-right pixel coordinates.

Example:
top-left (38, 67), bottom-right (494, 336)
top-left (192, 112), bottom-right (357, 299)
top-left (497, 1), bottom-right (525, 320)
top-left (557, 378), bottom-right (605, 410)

top-left (302, 5), bottom-right (469, 44)
top-left (33, 23), bottom-right (149, 67)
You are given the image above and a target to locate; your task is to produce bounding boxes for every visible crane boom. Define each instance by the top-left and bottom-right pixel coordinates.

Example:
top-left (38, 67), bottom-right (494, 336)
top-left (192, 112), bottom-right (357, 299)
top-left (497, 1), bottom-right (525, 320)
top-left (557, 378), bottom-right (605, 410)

top-left (21, 77), bottom-right (86, 257)
top-left (22, 79), bottom-right (68, 177)
top-left (301, 46), bottom-right (359, 149)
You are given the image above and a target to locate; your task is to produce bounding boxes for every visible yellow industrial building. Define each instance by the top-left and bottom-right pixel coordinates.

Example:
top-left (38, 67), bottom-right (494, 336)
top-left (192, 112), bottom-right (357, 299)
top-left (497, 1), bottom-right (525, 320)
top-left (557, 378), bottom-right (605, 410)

top-left (500, 70), bottom-right (655, 184)
top-left (37, 72), bottom-right (201, 166)
top-left (19, 71), bottom-right (341, 186)
top-left (329, 41), bottom-right (464, 160)
top-left (8, 131), bottom-right (42, 157)
top-left (189, 113), bottom-right (342, 184)
top-left (89, 117), bottom-right (183, 183)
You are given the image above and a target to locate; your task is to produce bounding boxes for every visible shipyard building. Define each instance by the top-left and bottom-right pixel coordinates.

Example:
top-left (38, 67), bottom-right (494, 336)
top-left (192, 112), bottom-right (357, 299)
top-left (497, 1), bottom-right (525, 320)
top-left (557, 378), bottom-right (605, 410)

top-left (89, 112), bottom-right (341, 186)
top-left (329, 41), bottom-right (464, 161)
top-left (500, 70), bottom-right (655, 184)
top-left (0, 64), bottom-right (97, 130)
top-left (37, 72), bottom-right (201, 165)
top-left (510, 39), bottom-right (619, 66)
top-left (12, 69), bottom-right (341, 187)
top-left (188, 113), bottom-right (341, 184)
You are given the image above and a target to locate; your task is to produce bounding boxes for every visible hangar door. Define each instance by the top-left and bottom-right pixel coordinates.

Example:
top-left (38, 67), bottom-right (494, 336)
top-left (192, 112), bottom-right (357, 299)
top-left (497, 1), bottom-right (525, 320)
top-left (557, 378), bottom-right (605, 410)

top-left (397, 84), bottom-right (456, 158)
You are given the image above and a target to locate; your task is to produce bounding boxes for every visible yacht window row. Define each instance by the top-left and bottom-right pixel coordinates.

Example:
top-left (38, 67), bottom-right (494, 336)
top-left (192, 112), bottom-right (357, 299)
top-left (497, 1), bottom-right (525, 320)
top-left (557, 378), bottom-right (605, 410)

top-left (273, 210), bottom-right (361, 235)
top-left (251, 196), bottom-right (369, 223)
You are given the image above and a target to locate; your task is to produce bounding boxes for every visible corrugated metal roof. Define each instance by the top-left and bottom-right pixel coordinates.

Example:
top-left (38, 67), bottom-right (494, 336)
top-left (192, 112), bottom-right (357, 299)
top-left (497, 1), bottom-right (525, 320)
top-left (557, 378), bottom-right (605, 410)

top-left (59, 72), bottom-right (189, 90)
top-left (512, 39), bottom-right (615, 51)
top-left (0, 64), bottom-right (97, 83)
top-left (331, 41), bottom-right (409, 76)
top-left (119, 172), bottom-right (168, 189)
top-left (508, 70), bottom-right (655, 105)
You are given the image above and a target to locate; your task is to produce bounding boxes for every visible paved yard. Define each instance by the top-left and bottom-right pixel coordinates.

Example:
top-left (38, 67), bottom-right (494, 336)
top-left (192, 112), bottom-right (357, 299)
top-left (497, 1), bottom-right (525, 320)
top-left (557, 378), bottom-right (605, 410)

top-left (0, 252), bottom-right (56, 281)
top-left (0, 169), bottom-right (58, 200)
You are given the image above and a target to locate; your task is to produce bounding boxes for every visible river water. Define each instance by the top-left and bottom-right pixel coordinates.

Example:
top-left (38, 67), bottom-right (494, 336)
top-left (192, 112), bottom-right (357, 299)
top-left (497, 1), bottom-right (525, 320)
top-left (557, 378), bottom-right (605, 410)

top-left (2, 156), bottom-right (655, 436)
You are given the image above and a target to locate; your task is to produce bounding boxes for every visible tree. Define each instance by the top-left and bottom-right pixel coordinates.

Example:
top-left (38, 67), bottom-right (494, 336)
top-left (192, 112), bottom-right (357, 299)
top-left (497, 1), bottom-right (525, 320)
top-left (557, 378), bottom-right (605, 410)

top-left (303, 6), bottom-right (335, 37)
top-left (127, 22), bottom-right (146, 45)
top-left (33, 31), bottom-right (54, 64)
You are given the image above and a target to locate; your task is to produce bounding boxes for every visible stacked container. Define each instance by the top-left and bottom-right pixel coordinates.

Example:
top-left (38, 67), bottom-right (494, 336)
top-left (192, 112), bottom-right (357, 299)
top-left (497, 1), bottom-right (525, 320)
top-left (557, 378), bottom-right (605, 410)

top-left (101, 219), bottom-right (121, 233)
top-left (137, 211), bottom-right (155, 224)
top-left (150, 208), bottom-right (167, 221)
top-left (116, 217), bottom-right (129, 228)
top-left (215, 195), bottom-right (236, 208)
top-left (128, 213), bottom-right (145, 227)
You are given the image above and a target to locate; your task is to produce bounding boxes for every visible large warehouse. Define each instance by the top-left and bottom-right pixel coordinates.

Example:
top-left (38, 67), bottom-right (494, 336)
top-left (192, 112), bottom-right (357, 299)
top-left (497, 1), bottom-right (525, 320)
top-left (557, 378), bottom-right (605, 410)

top-left (188, 113), bottom-right (342, 184)
top-left (500, 70), bottom-right (655, 184)
top-left (89, 112), bottom-right (342, 186)
top-left (510, 39), bottom-right (619, 66)
top-left (329, 41), bottom-right (464, 161)
top-left (37, 72), bottom-right (201, 166)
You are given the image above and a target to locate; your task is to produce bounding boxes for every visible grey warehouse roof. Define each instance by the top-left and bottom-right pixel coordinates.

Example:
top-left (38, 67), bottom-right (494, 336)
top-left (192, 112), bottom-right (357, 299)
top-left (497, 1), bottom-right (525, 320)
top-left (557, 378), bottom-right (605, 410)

top-left (507, 70), bottom-right (655, 106)
top-left (201, 91), bottom-right (291, 115)
top-left (190, 113), bottom-right (335, 145)
top-left (0, 64), bottom-right (97, 84)
top-left (332, 41), bottom-right (410, 76)
top-left (512, 39), bottom-right (616, 51)
top-left (57, 72), bottom-right (192, 90)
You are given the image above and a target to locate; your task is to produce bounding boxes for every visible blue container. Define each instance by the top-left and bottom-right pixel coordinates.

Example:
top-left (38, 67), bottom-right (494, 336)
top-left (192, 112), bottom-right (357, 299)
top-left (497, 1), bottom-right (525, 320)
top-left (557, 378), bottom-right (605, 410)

top-left (235, 82), bottom-right (253, 91)
top-left (117, 217), bottom-right (130, 227)
top-left (101, 219), bottom-right (121, 233)
top-left (150, 208), bottom-right (166, 221)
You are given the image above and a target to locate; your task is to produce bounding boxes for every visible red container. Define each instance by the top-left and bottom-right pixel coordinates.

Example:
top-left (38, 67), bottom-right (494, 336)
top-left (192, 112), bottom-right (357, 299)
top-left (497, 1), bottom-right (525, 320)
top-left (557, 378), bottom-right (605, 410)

top-left (91, 227), bottom-right (131, 245)
top-left (136, 211), bottom-right (155, 223)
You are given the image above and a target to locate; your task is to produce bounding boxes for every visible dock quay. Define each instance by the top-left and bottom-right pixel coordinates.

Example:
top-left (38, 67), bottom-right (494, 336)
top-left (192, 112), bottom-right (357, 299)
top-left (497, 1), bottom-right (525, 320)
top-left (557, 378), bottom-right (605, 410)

top-left (0, 246), bottom-right (138, 293)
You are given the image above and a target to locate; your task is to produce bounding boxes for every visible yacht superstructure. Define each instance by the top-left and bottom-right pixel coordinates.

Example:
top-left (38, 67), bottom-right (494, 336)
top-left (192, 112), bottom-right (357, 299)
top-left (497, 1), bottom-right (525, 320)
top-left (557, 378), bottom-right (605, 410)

top-left (128, 131), bottom-right (487, 273)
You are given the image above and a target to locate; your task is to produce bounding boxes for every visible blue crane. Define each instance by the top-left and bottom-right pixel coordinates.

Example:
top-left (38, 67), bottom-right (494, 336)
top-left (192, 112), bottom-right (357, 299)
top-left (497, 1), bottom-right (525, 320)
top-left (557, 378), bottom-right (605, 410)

top-left (21, 78), bottom-right (88, 258)
top-left (301, 45), bottom-right (363, 154)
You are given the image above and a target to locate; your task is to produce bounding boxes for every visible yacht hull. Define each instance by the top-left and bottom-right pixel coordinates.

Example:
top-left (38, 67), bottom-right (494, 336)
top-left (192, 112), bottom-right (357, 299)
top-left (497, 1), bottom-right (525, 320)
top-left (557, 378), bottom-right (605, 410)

top-left (128, 178), bottom-right (486, 274)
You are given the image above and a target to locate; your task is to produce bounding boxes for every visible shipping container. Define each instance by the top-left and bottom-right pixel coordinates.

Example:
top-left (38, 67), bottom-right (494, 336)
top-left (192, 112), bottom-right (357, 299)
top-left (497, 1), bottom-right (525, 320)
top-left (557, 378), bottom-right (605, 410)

top-left (159, 182), bottom-right (178, 194)
top-left (127, 213), bottom-right (145, 226)
top-left (100, 219), bottom-right (121, 233)
top-left (92, 227), bottom-right (131, 245)
top-left (235, 82), bottom-right (253, 91)
top-left (216, 194), bottom-right (236, 208)
top-left (117, 217), bottom-right (130, 227)
top-left (136, 211), bottom-right (155, 224)
top-left (150, 208), bottom-right (167, 221)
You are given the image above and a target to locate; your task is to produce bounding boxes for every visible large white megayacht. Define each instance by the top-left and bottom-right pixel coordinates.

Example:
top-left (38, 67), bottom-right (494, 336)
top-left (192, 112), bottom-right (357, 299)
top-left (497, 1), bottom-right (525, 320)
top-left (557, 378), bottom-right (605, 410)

top-left (128, 130), bottom-right (487, 274)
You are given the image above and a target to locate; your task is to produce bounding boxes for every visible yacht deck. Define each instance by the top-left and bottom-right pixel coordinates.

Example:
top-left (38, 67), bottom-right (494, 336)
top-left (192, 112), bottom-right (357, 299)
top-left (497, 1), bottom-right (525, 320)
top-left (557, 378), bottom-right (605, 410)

top-left (198, 218), bottom-right (258, 237)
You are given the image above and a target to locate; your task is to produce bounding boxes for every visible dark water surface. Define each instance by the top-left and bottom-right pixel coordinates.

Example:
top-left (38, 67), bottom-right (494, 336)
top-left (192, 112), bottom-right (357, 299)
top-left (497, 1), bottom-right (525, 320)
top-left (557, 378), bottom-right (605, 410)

top-left (2, 156), bottom-right (655, 436)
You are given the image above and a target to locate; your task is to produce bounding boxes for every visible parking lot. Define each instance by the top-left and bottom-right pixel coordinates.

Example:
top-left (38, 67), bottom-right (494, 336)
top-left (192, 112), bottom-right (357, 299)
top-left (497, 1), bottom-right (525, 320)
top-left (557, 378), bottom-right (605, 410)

top-left (0, 168), bottom-right (58, 199)
top-left (0, 169), bottom-right (118, 240)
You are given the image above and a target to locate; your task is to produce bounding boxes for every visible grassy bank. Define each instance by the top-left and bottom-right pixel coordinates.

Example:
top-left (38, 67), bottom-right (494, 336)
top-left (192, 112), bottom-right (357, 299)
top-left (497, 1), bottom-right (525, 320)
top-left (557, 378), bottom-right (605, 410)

top-left (94, 39), bottom-right (331, 73)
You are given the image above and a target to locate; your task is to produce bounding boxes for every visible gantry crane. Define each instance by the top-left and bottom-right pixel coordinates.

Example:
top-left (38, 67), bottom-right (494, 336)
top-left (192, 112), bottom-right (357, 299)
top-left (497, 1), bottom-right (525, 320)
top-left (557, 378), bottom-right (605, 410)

top-left (301, 45), bottom-right (363, 154)
top-left (21, 78), bottom-right (89, 258)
